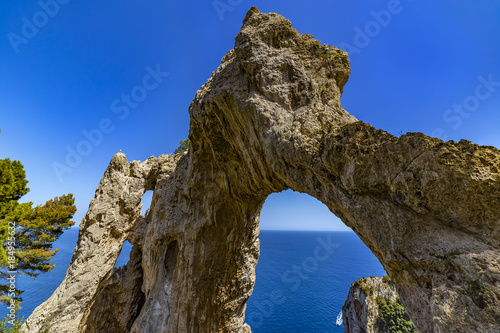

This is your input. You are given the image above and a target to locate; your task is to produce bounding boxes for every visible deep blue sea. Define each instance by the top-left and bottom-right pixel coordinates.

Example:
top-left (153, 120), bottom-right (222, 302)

top-left (246, 231), bottom-right (386, 333)
top-left (4, 229), bottom-right (386, 332)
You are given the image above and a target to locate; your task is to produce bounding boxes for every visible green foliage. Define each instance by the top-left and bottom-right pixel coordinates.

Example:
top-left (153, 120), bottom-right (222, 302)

top-left (376, 296), bottom-right (417, 333)
top-left (0, 158), bottom-right (76, 330)
top-left (0, 159), bottom-right (29, 220)
top-left (322, 48), bottom-right (330, 60)
top-left (464, 273), bottom-right (486, 294)
top-left (0, 299), bottom-right (23, 333)
top-left (353, 277), bottom-right (375, 296)
top-left (0, 314), bottom-right (23, 333)
top-left (6, 194), bottom-right (76, 278)
top-left (382, 275), bottom-right (393, 284)
top-left (437, 250), bottom-right (462, 264)
top-left (174, 138), bottom-right (191, 155)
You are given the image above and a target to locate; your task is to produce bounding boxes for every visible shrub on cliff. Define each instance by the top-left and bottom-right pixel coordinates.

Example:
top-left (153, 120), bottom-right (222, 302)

top-left (375, 296), bottom-right (416, 333)
top-left (174, 138), bottom-right (191, 155)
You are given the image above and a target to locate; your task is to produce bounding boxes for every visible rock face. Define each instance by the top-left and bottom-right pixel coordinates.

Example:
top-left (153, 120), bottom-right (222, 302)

top-left (22, 153), bottom-right (179, 333)
top-left (343, 276), bottom-right (408, 333)
top-left (23, 7), bottom-right (500, 333)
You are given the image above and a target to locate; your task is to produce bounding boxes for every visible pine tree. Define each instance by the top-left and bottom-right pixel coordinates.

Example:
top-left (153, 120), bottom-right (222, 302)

top-left (0, 158), bottom-right (76, 327)
top-left (174, 138), bottom-right (191, 155)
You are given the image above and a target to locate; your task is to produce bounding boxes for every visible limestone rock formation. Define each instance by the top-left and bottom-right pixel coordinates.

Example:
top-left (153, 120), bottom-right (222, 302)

top-left (22, 153), bottom-right (180, 332)
top-left (23, 7), bottom-right (500, 333)
top-left (343, 276), bottom-right (414, 333)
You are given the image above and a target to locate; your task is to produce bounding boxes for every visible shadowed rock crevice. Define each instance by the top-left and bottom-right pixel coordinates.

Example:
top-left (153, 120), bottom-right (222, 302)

top-left (23, 7), bottom-right (500, 333)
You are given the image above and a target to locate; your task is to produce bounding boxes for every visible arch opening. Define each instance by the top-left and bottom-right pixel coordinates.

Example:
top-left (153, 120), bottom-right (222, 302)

top-left (113, 190), bottom-right (153, 269)
top-left (245, 190), bottom-right (386, 332)
top-left (141, 190), bottom-right (153, 215)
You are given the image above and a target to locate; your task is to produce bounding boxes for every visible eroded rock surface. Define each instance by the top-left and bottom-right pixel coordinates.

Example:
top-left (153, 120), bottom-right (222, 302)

top-left (24, 7), bottom-right (500, 333)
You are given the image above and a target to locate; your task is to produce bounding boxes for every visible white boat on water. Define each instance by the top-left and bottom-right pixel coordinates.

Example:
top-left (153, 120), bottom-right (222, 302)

top-left (336, 311), bottom-right (343, 326)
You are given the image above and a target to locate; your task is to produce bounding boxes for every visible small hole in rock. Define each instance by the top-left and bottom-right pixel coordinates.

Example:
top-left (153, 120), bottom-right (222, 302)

top-left (115, 240), bottom-right (133, 268)
top-left (141, 190), bottom-right (153, 215)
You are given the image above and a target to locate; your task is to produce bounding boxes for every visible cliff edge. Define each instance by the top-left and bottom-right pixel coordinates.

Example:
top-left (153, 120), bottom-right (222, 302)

top-left (343, 276), bottom-right (417, 333)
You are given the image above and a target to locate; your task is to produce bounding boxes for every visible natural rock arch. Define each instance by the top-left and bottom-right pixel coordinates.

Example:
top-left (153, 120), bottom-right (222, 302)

top-left (23, 7), bottom-right (499, 333)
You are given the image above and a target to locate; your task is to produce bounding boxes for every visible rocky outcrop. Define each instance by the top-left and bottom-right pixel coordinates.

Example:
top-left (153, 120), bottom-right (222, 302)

top-left (23, 7), bottom-right (500, 333)
top-left (22, 153), bottom-right (179, 333)
top-left (343, 276), bottom-right (413, 333)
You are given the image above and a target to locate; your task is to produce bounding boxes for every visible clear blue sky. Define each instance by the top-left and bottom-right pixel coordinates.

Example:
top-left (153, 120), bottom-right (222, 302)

top-left (1, 1), bottom-right (499, 231)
